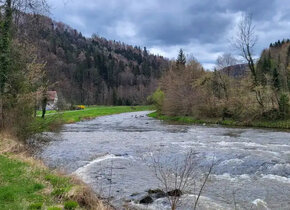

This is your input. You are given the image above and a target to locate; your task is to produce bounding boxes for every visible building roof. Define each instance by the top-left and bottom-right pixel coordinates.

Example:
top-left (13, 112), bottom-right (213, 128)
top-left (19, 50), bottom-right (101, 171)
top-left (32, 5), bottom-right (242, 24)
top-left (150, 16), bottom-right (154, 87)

top-left (47, 91), bottom-right (57, 101)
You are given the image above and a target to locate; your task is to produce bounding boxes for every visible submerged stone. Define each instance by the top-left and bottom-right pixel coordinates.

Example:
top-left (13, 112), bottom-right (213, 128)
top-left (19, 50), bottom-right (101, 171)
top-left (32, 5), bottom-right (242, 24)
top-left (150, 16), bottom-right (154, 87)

top-left (139, 195), bottom-right (154, 204)
top-left (167, 189), bottom-right (183, 197)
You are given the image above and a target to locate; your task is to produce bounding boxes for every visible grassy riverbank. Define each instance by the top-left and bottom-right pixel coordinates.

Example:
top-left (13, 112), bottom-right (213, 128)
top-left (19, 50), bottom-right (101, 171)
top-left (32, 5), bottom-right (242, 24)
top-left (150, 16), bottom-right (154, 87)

top-left (0, 136), bottom-right (109, 210)
top-left (35, 105), bottom-right (153, 132)
top-left (57, 105), bottom-right (153, 124)
top-left (148, 112), bottom-right (290, 129)
top-left (0, 106), bottom-right (153, 209)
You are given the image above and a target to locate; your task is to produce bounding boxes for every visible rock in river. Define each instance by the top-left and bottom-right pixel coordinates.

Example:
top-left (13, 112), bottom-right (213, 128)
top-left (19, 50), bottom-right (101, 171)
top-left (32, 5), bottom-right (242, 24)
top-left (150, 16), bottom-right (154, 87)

top-left (167, 189), bottom-right (183, 197)
top-left (139, 195), bottom-right (154, 204)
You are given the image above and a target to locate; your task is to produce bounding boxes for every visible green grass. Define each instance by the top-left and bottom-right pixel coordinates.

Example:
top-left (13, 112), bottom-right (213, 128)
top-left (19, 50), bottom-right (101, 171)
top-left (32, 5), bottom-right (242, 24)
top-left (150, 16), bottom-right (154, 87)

top-left (0, 155), bottom-right (77, 210)
top-left (59, 105), bottom-right (153, 123)
top-left (33, 105), bottom-right (153, 132)
top-left (39, 105), bottom-right (153, 124)
top-left (148, 112), bottom-right (290, 129)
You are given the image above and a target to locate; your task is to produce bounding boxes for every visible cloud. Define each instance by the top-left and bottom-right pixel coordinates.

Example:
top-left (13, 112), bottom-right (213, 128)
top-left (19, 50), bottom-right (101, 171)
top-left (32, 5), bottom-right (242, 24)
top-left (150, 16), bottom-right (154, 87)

top-left (47, 0), bottom-right (290, 70)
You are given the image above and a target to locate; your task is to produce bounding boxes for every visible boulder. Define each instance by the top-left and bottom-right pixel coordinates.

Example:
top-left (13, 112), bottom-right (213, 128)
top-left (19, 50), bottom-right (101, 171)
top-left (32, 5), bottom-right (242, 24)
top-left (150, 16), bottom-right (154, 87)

top-left (167, 189), bottom-right (183, 197)
top-left (139, 195), bottom-right (154, 204)
top-left (148, 189), bottom-right (166, 199)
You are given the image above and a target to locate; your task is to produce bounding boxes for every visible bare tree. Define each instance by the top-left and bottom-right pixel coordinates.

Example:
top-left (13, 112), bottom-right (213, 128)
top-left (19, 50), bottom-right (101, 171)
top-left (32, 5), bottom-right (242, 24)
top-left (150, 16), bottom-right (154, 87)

top-left (152, 150), bottom-right (214, 210)
top-left (0, 0), bottom-right (49, 19)
top-left (0, 0), bottom-right (49, 12)
top-left (233, 14), bottom-right (258, 85)
top-left (233, 14), bottom-right (267, 109)
top-left (216, 53), bottom-right (238, 76)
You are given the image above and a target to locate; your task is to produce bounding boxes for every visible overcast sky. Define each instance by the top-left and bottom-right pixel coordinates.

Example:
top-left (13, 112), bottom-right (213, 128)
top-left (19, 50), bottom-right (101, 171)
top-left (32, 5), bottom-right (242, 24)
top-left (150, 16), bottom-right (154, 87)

top-left (47, 0), bottom-right (290, 69)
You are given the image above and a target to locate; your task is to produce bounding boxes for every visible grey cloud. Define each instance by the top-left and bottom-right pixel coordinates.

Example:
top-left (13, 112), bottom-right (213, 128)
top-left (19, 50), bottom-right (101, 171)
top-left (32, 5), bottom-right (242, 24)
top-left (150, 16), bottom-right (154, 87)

top-left (48, 0), bottom-right (290, 68)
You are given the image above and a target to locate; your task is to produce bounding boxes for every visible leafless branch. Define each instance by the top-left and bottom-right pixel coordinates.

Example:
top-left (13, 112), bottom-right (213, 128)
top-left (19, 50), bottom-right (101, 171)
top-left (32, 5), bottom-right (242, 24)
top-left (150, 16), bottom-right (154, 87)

top-left (233, 13), bottom-right (258, 85)
top-left (152, 150), bottom-right (214, 210)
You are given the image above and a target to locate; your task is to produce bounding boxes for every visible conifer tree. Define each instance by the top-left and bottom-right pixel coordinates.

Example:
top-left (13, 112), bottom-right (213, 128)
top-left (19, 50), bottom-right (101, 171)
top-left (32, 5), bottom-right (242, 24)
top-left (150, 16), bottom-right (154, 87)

top-left (272, 67), bottom-right (281, 91)
top-left (0, 0), bottom-right (12, 128)
top-left (176, 49), bottom-right (186, 67)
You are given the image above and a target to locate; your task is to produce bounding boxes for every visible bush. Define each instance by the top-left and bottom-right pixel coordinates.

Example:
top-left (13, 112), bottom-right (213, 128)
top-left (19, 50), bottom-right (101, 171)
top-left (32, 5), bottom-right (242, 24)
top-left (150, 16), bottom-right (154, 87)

top-left (278, 93), bottom-right (290, 118)
top-left (56, 94), bottom-right (70, 110)
top-left (148, 88), bottom-right (164, 111)
top-left (33, 183), bottom-right (45, 191)
top-left (64, 201), bottom-right (78, 210)
top-left (28, 202), bottom-right (43, 209)
top-left (47, 207), bottom-right (62, 210)
top-left (70, 105), bottom-right (85, 110)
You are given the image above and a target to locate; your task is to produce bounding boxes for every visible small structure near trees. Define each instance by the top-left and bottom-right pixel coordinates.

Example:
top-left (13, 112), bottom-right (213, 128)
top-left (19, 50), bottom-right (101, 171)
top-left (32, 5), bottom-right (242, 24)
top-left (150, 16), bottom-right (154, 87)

top-left (46, 91), bottom-right (58, 110)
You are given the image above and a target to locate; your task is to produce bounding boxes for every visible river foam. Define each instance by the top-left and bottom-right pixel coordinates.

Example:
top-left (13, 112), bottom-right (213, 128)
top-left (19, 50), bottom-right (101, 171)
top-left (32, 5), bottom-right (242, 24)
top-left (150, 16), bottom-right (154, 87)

top-left (74, 154), bottom-right (127, 176)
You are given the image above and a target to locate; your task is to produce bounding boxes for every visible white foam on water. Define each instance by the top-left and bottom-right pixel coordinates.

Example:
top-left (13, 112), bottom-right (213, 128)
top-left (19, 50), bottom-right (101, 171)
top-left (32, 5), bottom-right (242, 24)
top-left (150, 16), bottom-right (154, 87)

top-left (185, 194), bottom-right (231, 210)
top-left (261, 174), bottom-right (290, 184)
top-left (73, 154), bottom-right (126, 176)
top-left (214, 173), bottom-right (251, 182)
top-left (129, 194), bottom-right (230, 210)
top-left (129, 199), bottom-right (169, 210)
top-left (252, 199), bottom-right (269, 209)
top-left (170, 141), bottom-right (208, 150)
top-left (216, 141), bottom-right (233, 146)
top-left (217, 141), bottom-right (266, 148)
top-left (219, 158), bottom-right (244, 166)
top-left (265, 143), bottom-right (290, 148)
top-left (271, 163), bottom-right (290, 171)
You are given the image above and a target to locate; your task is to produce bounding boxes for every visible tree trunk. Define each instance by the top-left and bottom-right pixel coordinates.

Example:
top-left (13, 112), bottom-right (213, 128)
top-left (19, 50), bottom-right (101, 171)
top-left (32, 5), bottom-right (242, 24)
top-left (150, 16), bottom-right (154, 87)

top-left (41, 97), bottom-right (47, 118)
top-left (0, 97), bottom-right (4, 129)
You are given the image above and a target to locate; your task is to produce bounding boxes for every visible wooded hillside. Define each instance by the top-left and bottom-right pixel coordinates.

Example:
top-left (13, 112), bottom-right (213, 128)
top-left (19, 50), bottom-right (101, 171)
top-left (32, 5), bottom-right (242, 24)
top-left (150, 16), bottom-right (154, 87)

top-left (17, 14), bottom-right (169, 105)
top-left (257, 40), bottom-right (290, 91)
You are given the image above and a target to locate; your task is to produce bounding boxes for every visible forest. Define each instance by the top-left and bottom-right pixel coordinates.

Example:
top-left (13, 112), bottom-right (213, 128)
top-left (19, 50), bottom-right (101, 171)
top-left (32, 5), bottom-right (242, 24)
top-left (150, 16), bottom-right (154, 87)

top-left (17, 14), bottom-right (169, 106)
top-left (151, 17), bottom-right (290, 127)
top-left (0, 1), bottom-right (168, 138)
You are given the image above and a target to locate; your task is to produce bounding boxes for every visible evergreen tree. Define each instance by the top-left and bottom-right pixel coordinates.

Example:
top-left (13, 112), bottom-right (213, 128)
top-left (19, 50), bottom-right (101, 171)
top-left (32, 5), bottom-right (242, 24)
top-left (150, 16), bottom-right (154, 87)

top-left (176, 49), bottom-right (186, 67)
top-left (212, 69), bottom-right (222, 99)
top-left (0, 0), bottom-right (12, 128)
top-left (143, 47), bottom-right (148, 57)
top-left (272, 67), bottom-right (281, 90)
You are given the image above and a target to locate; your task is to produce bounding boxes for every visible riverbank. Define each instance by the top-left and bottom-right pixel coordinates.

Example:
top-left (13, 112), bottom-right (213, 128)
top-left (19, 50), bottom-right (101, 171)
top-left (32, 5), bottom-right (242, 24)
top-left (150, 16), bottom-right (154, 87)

top-left (148, 112), bottom-right (290, 129)
top-left (35, 106), bottom-right (153, 133)
top-left (0, 106), bottom-right (154, 210)
top-left (0, 135), bottom-right (111, 210)
top-left (57, 105), bottom-right (153, 124)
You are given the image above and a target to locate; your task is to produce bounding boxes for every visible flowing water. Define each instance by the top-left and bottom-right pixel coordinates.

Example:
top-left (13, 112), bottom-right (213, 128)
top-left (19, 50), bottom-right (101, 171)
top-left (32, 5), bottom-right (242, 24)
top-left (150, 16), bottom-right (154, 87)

top-left (38, 111), bottom-right (290, 209)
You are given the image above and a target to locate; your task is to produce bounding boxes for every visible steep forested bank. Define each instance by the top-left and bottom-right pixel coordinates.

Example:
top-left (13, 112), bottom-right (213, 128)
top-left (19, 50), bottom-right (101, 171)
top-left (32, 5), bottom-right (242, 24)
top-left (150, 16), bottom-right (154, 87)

top-left (17, 14), bottom-right (169, 106)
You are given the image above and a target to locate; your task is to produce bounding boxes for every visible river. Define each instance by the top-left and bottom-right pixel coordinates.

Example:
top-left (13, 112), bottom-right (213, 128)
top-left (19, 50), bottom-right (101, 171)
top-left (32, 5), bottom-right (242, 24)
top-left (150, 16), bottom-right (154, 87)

top-left (38, 111), bottom-right (290, 209)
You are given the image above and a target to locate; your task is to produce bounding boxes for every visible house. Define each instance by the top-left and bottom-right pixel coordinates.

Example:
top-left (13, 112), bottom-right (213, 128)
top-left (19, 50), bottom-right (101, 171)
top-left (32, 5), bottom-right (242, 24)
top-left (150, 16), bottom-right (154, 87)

top-left (46, 91), bottom-right (58, 110)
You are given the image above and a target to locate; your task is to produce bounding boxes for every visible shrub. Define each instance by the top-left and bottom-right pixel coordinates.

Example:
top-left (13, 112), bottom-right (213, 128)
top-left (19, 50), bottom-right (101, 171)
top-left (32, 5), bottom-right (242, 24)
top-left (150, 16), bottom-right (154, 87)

top-left (56, 94), bottom-right (70, 110)
top-left (28, 202), bottom-right (43, 209)
top-left (64, 200), bottom-right (78, 210)
top-left (148, 88), bottom-right (164, 111)
top-left (278, 93), bottom-right (290, 118)
top-left (33, 183), bottom-right (45, 191)
top-left (47, 207), bottom-right (62, 210)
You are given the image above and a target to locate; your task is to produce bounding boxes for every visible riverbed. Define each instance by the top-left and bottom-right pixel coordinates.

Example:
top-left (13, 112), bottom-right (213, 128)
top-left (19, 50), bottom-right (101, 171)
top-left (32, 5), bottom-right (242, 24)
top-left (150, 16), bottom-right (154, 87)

top-left (39, 111), bottom-right (290, 209)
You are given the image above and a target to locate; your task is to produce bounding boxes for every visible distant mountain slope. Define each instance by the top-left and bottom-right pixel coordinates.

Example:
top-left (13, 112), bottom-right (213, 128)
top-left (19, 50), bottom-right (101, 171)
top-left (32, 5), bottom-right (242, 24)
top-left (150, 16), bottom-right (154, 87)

top-left (219, 40), bottom-right (290, 87)
top-left (17, 14), bottom-right (169, 105)
top-left (220, 64), bottom-right (249, 78)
